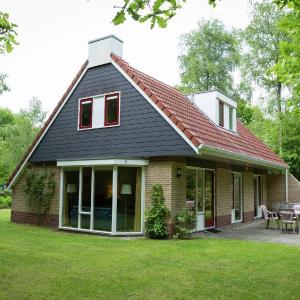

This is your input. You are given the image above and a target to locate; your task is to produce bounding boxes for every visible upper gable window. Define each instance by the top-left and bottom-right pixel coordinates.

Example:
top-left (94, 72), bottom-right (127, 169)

top-left (79, 98), bottom-right (93, 129)
top-left (78, 92), bottom-right (120, 130)
top-left (218, 101), bottom-right (224, 127)
top-left (105, 93), bottom-right (120, 126)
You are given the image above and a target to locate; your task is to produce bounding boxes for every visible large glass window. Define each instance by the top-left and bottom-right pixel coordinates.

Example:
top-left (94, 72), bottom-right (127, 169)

top-left (61, 165), bottom-right (143, 234)
top-left (105, 93), bottom-right (119, 126)
top-left (94, 169), bottom-right (113, 231)
top-left (63, 170), bottom-right (79, 228)
top-left (117, 167), bottom-right (141, 232)
top-left (79, 99), bottom-right (93, 129)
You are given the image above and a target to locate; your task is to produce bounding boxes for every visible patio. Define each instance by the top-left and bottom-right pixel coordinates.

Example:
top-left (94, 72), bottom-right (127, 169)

top-left (203, 220), bottom-right (300, 246)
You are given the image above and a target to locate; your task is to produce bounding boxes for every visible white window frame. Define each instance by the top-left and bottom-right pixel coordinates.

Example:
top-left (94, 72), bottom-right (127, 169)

top-left (231, 171), bottom-right (243, 223)
top-left (58, 159), bottom-right (147, 235)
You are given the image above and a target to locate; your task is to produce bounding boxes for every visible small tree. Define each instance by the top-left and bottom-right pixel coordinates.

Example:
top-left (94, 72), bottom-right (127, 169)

top-left (174, 208), bottom-right (196, 239)
top-left (24, 167), bottom-right (56, 223)
top-left (145, 184), bottom-right (170, 239)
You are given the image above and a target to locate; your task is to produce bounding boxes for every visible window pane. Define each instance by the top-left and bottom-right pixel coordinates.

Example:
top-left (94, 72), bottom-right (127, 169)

top-left (229, 107), bottom-right (233, 131)
top-left (197, 170), bottom-right (203, 212)
top-left (105, 96), bottom-right (119, 125)
top-left (233, 174), bottom-right (242, 221)
top-left (204, 170), bottom-right (214, 227)
top-left (63, 170), bottom-right (79, 228)
top-left (81, 215), bottom-right (90, 230)
top-left (219, 101), bottom-right (224, 127)
top-left (81, 167), bottom-right (92, 212)
top-left (80, 101), bottom-right (92, 128)
top-left (94, 169), bottom-right (113, 231)
top-left (117, 167), bottom-right (141, 232)
top-left (186, 169), bottom-right (196, 203)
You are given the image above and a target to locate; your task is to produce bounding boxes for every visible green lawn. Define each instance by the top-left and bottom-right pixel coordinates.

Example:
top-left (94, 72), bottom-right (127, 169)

top-left (1, 209), bottom-right (300, 300)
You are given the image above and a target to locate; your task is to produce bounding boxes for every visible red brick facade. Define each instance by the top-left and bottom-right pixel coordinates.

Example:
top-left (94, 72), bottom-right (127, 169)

top-left (11, 210), bottom-right (59, 228)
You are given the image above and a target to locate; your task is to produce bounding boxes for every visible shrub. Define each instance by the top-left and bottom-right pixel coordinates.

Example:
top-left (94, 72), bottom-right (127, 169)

top-left (0, 195), bottom-right (11, 209)
top-left (145, 184), bottom-right (170, 239)
top-left (174, 208), bottom-right (196, 239)
top-left (23, 167), bottom-right (56, 222)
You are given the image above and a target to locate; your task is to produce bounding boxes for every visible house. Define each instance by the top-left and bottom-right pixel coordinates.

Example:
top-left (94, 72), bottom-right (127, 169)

top-left (7, 35), bottom-right (300, 236)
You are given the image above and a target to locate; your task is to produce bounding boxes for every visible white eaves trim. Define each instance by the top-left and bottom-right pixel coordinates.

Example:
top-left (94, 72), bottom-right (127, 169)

top-left (57, 159), bottom-right (149, 167)
top-left (7, 64), bottom-right (89, 189)
top-left (111, 60), bottom-right (198, 154)
top-left (199, 144), bottom-right (288, 171)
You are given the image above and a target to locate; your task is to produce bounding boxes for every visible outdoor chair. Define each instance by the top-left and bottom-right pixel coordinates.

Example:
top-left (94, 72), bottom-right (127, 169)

top-left (261, 205), bottom-right (280, 229)
top-left (278, 208), bottom-right (299, 234)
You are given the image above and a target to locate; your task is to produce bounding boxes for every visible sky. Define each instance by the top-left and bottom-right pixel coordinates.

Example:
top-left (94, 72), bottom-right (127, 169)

top-left (0, 0), bottom-right (251, 114)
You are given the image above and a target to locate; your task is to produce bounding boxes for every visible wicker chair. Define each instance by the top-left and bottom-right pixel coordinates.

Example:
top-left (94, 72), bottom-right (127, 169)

top-left (261, 205), bottom-right (280, 229)
top-left (278, 208), bottom-right (299, 234)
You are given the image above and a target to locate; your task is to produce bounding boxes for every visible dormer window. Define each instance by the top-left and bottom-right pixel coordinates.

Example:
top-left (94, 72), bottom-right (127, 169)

top-left (187, 91), bottom-right (237, 133)
top-left (79, 98), bottom-right (93, 129)
top-left (78, 92), bottom-right (120, 130)
top-left (218, 101), bottom-right (224, 127)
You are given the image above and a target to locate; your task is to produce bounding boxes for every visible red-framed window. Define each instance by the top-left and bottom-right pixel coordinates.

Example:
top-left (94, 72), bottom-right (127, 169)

top-left (79, 98), bottom-right (93, 129)
top-left (104, 93), bottom-right (120, 126)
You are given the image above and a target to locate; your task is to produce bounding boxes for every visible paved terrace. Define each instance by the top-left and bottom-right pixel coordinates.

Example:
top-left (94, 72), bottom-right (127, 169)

top-left (201, 220), bottom-right (300, 246)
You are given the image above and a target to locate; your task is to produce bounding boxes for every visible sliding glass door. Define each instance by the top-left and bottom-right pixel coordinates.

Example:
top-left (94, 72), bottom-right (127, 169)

top-left (61, 165), bottom-right (143, 234)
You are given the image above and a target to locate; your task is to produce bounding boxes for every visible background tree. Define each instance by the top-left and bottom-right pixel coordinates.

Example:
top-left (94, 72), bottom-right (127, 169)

top-left (0, 98), bottom-right (46, 184)
top-left (241, 0), bottom-right (287, 154)
top-left (178, 19), bottom-right (240, 96)
top-left (0, 12), bottom-right (18, 94)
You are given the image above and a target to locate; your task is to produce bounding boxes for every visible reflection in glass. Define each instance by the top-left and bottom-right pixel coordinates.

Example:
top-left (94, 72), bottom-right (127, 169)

top-left (63, 170), bottom-right (79, 228)
top-left (93, 169), bottom-right (113, 231)
top-left (117, 167), bottom-right (141, 232)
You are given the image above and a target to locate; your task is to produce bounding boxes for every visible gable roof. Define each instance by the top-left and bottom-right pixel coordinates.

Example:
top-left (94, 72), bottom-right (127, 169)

top-left (7, 53), bottom-right (287, 188)
top-left (110, 53), bottom-right (287, 168)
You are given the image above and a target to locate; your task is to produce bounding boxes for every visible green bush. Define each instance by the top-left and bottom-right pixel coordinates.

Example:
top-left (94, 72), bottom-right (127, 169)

top-left (174, 208), bottom-right (196, 239)
top-left (0, 195), bottom-right (12, 209)
top-left (24, 167), bottom-right (56, 221)
top-left (145, 184), bottom-right (170, 239)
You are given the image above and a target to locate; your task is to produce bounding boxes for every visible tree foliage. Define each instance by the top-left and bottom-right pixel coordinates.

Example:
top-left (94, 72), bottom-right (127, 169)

top-left (178, 19), bottom-right (240, 95)
top-left (0, 98), bottom-right (45, 184)
top-left (0, 12), bottom-right (18, 94)
top-left (112, 0), bottom-right (296, 28)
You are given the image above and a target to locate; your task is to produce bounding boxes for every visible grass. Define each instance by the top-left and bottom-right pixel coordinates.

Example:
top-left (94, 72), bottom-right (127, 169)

top-left (1, 209), bottom-right (300, 300)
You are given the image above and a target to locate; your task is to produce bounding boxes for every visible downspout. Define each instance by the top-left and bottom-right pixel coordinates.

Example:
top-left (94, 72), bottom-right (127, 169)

top-left (285, 168), bottom-right (289, 204)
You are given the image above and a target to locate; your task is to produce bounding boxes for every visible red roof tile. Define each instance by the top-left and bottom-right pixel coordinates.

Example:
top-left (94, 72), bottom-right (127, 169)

top-left (111, 53), bottom-right (287, 167)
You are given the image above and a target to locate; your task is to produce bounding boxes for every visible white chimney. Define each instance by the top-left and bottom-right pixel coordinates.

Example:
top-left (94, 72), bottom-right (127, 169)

top-left (88, 35), bottom-right (123, 68)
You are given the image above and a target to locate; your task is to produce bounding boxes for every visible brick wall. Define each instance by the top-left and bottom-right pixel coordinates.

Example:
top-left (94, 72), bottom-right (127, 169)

top-left (11, 165), bottom-right (60, 227)
top-left (267, 173), bottom-right (300, 208)
top-left (215, 167), bottom-right (232, 227)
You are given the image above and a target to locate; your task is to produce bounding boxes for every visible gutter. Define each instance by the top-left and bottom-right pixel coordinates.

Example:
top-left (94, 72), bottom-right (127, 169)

top-left (198, 144), bottom-right (288, 171)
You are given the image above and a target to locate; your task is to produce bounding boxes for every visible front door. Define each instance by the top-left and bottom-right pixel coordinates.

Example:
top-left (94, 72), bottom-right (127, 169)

top-left (186, 168), bottom-right (215, 230)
